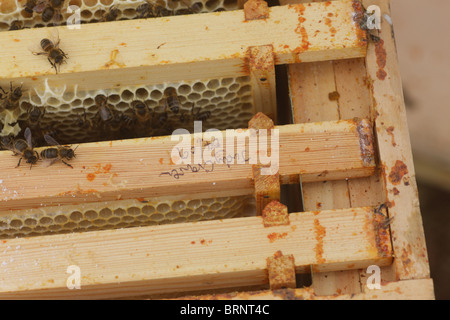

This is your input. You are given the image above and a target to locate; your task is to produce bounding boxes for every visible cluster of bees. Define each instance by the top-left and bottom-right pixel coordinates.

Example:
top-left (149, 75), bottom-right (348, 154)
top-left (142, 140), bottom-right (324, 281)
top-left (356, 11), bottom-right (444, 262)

top-left (1, 82), bottom-right (212, 168)
top-left (1, 0), bottom-right (212, 168)
top-left (10, 0), bottom-right (202, 30)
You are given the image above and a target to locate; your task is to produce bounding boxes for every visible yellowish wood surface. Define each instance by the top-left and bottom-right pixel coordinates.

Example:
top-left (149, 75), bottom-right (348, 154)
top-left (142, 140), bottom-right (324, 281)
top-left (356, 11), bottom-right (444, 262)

top-left (178, 278), bottom-right (435, 300)
top-left (363, 0), bottom-right (430, 281)
top-left (0, 206), bottom-right (392, 299)
top-left (0, 1), bottom-right (366, 92)
top-left (0, 120), bottom-right (375, 212)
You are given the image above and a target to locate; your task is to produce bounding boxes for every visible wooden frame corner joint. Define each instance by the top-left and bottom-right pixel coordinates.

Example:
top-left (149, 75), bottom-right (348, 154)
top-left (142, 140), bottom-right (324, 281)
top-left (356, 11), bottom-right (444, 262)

top-left (267, 250), bottom-right (296, 290)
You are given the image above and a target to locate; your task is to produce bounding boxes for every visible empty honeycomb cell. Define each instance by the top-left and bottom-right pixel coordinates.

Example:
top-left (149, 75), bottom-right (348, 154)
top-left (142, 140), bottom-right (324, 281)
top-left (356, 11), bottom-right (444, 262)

top-left (193, 82), bottom-right (206, 92)
top-left (136, 88), bottom-right (149, 100)
top-left (100, 0), bottom-right (114, 5)
top-left (205, 0), bottom-right (220, 10)
top-left (221, 78), bottom-right (234, 86)
top-left (121, 89), bottom-right (135, 102)
top-left (127, 207), bottom-right (141, 215)
top-left (171, 201), bottom-right (186, 211)
top-left (137, 215), bottom-right (148, 221)
top-left (81, 10), bottom-right (94, 19)
top-left (39, 217), bottom-right (53, 225)
top-left (93, 219), bottom-right (106, 226)
top-left (108, 217), bottom-right (121, 224)
top-left (24, 218), bottom-right (37, 226)
top-left (79, 220), bottom-right (92, 228)
top-left (173, 217), bottom-right (187, 224)
top-left (84, 0), bottom-right (99, 7)
top-left (166, 211), bottom-right (179, 220)
top-left (210, 202), bottom-right (222, 211)
top-left (142, 205), bottom-right (155, 215)
top-left (49, 224), bottom-right (62, 231)
top-left (187, 214), bottom-right (202, 222)
top-left (178, 85), bottom-right (191, 95)
top-left (156, 203), bottom-right (170, 213)
top-left (99, 208), bottom-right (113, 218)
top-left (84, 210), bottom-right (98, 220)
top-left (150, 90), bottom-right (163, 100)
top-left (150, 213), bottom-right (164, 222)
top-left (207, 79), bottom-right (220, 90)
top-left (204, 211), bottom-right (215, 219)
top-left (64, 222), bottom-right (77, 229)
top-left (180, 208), bottom-right (193, 217)
top-left (10, 219), bottom-right (22, 228)
top-left (108, 94), bottom-right (121, 104)
top-left (55, 215), bottom-right (69, 224)
top-left (187, 92), bottom-right (202, 101)
top-left (187, 199), bottom-right (201, 209)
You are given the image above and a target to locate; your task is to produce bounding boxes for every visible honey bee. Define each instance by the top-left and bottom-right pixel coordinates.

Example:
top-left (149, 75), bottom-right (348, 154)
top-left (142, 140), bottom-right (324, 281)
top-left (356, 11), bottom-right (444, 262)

top-left (163, 88), bottom-right (181, 114)
top-left (24, 0), bottom-right (37, 15)
top-left (75, 110), bottom-right (94, 130)
top-left (0, 135), bottom-right (14, 151)
top-left (191, 104), bottom-right (211, 122)
top-left (136, 0), bottom-right (171, 18)
top-left (95, 95), bottom-right (114, 122)
top-left (26, 104), bottom-right (46, 127)
top-left (9, 20), bottom-right (24, 31)
top-left (101, 6), bottom-right (120, 22)
top-left (354, 2), bottom-right (381, 43)
top-left (131, 100), bottom-right (151, 124)
top-left (40, 134), bottom-right (77, 168)
top-left (32, 33), bottom-right (68, 73)
top-left (0, 83), bottom-right (24, 111)
top-left (33, 0), bottom-right (65, 24)
top-left (6, 127), bottom-right (39, 169)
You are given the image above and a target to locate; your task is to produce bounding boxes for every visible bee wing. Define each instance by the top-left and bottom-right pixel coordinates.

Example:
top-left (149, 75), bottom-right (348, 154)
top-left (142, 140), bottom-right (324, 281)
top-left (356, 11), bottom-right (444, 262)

top-left (44, 134), bottom-right (61, 147)
top-left (24, 127), bottom-right (33, 147)
top-left (41, 158), bottom-right (58, 168)
top-left (33, 0), bottom-right (48, 13)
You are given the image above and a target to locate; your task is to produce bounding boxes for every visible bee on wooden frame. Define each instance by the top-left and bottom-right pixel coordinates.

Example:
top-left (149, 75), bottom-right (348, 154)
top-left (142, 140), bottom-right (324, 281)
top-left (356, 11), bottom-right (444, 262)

top-left (40, 133), bottom-right (77, 168)
top-left (31, 29), bottom-right (68, 73)
top-left (24, 0), bottom-right (38, 15)
top-left (136, 0), bottom-right (171, 19)
top-left (6, 127), bottom-right (39, 169)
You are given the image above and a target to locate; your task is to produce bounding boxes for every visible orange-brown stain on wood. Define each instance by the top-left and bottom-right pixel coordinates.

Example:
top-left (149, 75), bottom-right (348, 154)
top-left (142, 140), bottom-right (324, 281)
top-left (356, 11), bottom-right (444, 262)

top-left (393, 187), bottom-right (400, 196)
top-left (314, 219), bottom-right (326, 264)
top-left (388, 160), bottom-right (408, 185)
top-left (104, 49), bottom-right (125, 69)
top-left (267, 232), bottom-right (288, 243)
top-left (386, 126), bottom-right (397, 146)
top-left (86, 173), bottom-right (96, 182)
top-left (375, 39), bottom-right (387, 80)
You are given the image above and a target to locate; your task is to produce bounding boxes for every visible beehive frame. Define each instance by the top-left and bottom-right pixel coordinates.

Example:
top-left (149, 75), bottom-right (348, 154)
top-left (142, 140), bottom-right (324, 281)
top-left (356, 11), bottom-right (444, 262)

top-left (0, 0), bottom-right (434, 299)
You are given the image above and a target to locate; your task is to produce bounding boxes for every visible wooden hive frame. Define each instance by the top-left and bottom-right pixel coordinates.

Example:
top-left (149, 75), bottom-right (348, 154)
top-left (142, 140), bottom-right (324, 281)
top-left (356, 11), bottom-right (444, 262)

top-left (0, 0), bottom-right (434, 299)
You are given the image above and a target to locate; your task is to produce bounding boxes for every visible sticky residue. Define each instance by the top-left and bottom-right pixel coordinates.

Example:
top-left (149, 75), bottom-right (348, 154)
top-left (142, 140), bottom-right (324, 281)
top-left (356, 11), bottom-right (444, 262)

top-left (267, 232), bottom-right (288, 243)
top-left (314, 219), bottom-right (326, 264)
top-left (375, 39), bottom-right (387, 80)
top-left (388, 160), bottom-right (408, 185)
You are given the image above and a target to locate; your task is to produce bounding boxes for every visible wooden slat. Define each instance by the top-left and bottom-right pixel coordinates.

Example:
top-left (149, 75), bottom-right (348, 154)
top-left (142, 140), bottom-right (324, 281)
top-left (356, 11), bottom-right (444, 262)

top-left (363, 0), bottom-right (430, 280)
top-left (0, 206), bottom-right (392, 299)
top-left (0, 119), bottom-right (375, 212)
top-left (280, 0), bottom-right (382, 296)
top-left (178, 278), bottom-right (435, 300)
top-left (0, 1), bottom-right (366, 92)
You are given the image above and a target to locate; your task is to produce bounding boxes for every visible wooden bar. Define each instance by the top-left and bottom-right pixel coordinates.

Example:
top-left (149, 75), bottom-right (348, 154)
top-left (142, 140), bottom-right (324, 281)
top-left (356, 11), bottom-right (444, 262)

top-left (280, 0), bottom-right (382, 298)
top-left (248, 45), bottom-right (278, 122)
top-left (0, 119), bottom-right (375, 212)
top-left (0, 1), bottom-right (366, 92)
top-left (0, 206), bottom-right (392, 299)
top-left (178, 279), bottom-right (435, 300)
top-left (363, 0), bottom-right (430, 281)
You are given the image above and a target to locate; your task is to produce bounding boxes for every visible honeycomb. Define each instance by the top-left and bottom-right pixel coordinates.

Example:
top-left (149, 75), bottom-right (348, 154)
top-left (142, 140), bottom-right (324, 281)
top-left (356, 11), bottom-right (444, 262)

top-left (0, 0), bottom-right (260, 239)
top-left (0, 195), bottom-right (255, 239)
top-left (0, 0), bottom-right (240, 31)
top-left (4, 76), bottom-right (254, 145)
